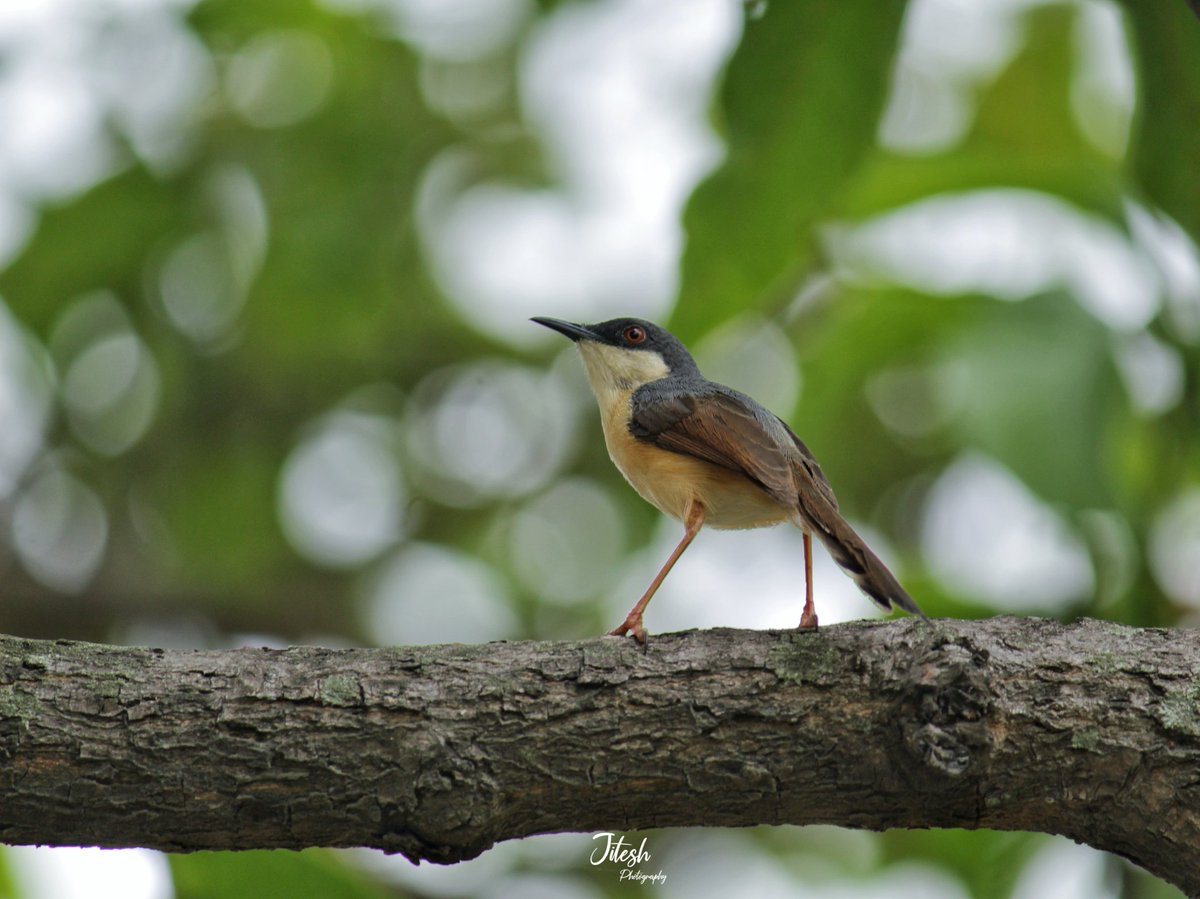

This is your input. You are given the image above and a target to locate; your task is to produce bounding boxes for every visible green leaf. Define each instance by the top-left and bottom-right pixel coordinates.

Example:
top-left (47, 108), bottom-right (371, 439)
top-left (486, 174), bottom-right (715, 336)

top-left (1122, 0), bottom-right (1200, 242)
top-left (0, 848), bottom-right (17, 899)
top-left (0, 169), bottom-right (184, 333)
top-left (787, 288), bottom-right (982, 504)
top-left (170, 850), bottom-right (391, 899)
top-left (791, 289), bottom-right (1122, 514)
top-left (674, 0), bottom-right (908, 339)
top-left (944, 292), bottom-right (1121, 510)
top-left (881, 829), bottom-right (1045, 899)
top-left (848, 4), bottom-right (1125, 224)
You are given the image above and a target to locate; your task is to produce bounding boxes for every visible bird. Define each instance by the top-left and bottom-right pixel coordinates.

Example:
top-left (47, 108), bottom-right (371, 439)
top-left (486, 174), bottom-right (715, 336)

top-left (532, 315), bottom-right (927, 642)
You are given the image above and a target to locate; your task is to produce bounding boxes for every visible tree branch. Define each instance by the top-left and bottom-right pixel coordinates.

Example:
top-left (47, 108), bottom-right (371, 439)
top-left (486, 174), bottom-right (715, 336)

top-left (1, 618), bottom-right (1197, 893)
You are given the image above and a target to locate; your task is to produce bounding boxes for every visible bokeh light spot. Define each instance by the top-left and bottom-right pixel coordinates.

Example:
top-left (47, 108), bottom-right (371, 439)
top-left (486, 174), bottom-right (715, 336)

top-left (405, 360), bottom-right (577, 506)
top-left (866, 364), bottom-right (960, 439)
top-left (511, 478), bottom-right (625, 604)
top-left (1011, 839), bottom-right (1116, 899)
top-left (364, 542), bottom-right (514, 645)
top-left (834, 189), bottom-right (1159, 332)
top-left (1149, 489), bottom-right (1200, 611)
top-left (93, 6), bottom-right (216, 172)
top-left (6, 847), bottom-right (172, 899)
top-left (0, 302), bottom-right (54, 498)
top-left (226, 30), bottom-right (334, 129)
top-left (279, 412), bottom-right (404, 569)
top-left (695, 315), bottom-right (800, 416)
top-left (1114, 331), bottom-right (1183, 416)
top-left (63, 333), bottom-right (160, 456)
top-left (158, 232), bottom-right (242, 345)
top-left (13, 467), bottom-right (108, 593)
top-left (921, 453), bottom-right (1094, 610)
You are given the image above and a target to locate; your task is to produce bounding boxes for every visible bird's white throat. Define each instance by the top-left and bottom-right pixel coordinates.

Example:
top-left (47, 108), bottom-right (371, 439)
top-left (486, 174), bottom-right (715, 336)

top-left (577, 341), bottom-right (670, 406)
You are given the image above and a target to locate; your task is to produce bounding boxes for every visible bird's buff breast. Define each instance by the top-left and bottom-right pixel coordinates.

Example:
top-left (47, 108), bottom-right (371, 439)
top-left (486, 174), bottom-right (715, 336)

top-left (599, 391), bottom-right (790, 530)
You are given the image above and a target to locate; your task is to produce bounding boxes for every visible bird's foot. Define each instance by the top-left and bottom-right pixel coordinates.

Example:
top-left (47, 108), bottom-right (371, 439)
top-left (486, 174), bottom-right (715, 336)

top-left (798, 608), bottom-right (819, 630)
top-left (608, 615), bottom-right (647, 643)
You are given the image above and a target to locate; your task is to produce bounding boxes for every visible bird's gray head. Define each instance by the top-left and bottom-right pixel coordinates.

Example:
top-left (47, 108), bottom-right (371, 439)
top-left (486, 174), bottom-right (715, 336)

top-left (532, 316), bottom-right (700, 400)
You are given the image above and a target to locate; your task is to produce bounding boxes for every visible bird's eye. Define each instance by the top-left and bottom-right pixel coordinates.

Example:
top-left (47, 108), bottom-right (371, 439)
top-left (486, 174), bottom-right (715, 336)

top-left (623, 325), bottom-right (646, 345)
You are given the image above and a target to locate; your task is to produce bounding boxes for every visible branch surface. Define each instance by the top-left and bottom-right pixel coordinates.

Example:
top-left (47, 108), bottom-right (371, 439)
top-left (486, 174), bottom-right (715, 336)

top-left (1, 618), bottom-right (1198, 894)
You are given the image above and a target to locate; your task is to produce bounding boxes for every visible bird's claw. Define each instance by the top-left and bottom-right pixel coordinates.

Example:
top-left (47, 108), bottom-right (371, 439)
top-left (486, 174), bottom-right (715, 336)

top-left (608, 616), bottom-right (647, 643)
top-left (798, 609), bottom-right (819, 630)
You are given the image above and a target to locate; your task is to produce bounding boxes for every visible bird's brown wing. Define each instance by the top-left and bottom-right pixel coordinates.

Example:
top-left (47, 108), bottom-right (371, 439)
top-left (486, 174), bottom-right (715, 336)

top-left (629, 389), bottom-right (799, 508)
top-left (775, 419), bottom-right (839, 511)
top-left (631, 384), bottom-right (926, 619)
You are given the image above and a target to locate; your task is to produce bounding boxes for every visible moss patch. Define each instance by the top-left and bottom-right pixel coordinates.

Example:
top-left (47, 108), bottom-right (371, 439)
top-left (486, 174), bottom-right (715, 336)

top-left (1070, 727), bottom-right (1100, 752)
top-left (1159, 685), bottom-right (1200, 738)
top-left (0, 684), bottom-right (39, 720)
top-left (767, 635), bottom-right (842, 686)
top-left (320, 674), bottom-right (363, 707)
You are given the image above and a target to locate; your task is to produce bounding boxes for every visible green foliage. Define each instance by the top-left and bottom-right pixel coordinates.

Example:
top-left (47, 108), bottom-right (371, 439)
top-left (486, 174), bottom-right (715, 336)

top-left (882, 829), bottom-right (1044, 899)
top-left (945, 292), bottom-right (1120, 510)
top-left (1122, 0), bottom-right (1200, 240)
top-left (676, 0), bottom-right (908, 338)
top-left (170, 851), bottom-right (392, 899)
top-left (849, 4), bottom-right (1126, 220)
top-left (0, 852), bottom-right (15, 899)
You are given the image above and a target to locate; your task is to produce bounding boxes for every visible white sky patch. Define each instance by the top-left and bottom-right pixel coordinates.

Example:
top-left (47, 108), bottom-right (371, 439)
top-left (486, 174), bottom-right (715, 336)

top-left (1011, 839), bottom-right (1117, 899)
top-left (832, 189), bottom-right (1160, 332)
top-left (921, 453), bottom-right (1094, 610)
top-left (479, 874), bottom-right (604, 899)
top-left (662, 831), bottom-right (969, 899)
top-left (5, 846), bottom-right (173, 899)
top-left (417, 0), bottom-right (739, 345)
top-left (1149, 489), bottom-right (1200, 611)
top-left (1126, 199), bottom-right (1200, 341)
top-left (880, 0), bottom-right (1025, 153)
top-left (318, 0), bottom-right (533, 61)
top-left (603, 516), bottom-right (896, 635)
top-left (0, 0), bottom-right (208, 206)
top-left (401, 0), bottom-right (532, 61)
top-left (363, 541), bottom-right (516, 645)
top-left (0, 54), bottom-right (117, 201)
top-left (1114, 330), bottom-right (1184, 415)
top-left (92, 6), bottom-right (215, 172)
top-left (1071, 0), bottom-right (1135, 159)
top-left (882, 0), bottom-right (1135, 158)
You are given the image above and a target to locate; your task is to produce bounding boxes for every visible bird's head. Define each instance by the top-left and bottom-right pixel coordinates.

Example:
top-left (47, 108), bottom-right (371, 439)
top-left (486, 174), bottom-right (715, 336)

top-left (532, 316), bottom-right (699, 400)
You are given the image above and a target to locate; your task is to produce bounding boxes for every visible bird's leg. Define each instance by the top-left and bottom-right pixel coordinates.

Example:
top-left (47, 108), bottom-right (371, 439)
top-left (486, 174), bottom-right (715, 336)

top-left (610, 500), bottom-right (705, 643)
top-left (799, 531), bottom-right (818, 630)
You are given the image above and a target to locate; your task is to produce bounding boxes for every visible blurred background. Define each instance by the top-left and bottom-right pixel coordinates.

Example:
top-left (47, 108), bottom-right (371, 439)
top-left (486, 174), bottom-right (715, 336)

top-left (0, 0), bottom-right (1196, 896)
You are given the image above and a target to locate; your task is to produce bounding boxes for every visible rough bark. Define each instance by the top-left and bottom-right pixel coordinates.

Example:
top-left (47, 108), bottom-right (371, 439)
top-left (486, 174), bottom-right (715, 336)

top-left (0, 617), bottom-right (1197, 894)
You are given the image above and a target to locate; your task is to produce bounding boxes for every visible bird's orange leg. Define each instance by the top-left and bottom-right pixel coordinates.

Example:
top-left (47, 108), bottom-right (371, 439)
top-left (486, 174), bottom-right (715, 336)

top-left (799, 531), bottom-right (818, 630)
top-left (610, 501), bottom-right (705, 643)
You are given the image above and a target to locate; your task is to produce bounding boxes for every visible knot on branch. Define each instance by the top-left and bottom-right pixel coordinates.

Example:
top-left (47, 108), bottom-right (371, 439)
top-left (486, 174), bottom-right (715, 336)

top-left (898, 632), bottom-right (996, 778)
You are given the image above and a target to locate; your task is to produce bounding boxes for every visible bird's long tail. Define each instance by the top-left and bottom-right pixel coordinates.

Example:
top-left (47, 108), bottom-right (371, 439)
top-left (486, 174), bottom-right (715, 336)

top-left (793, 504), bottom-right (927, 620)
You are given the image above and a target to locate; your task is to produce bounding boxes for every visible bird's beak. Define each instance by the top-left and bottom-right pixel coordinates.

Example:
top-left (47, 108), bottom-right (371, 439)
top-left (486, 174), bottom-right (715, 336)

top-left (531, 317), bottom-right (598, 343)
